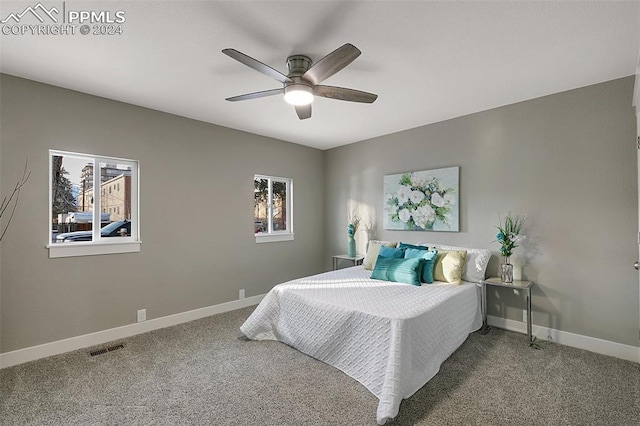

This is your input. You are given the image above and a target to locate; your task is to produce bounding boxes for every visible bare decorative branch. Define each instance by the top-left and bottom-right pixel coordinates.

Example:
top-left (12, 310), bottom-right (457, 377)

top-left (348, 209), bottom-right (361, 234)
top-left (0, 159), bottom-right (31, 242)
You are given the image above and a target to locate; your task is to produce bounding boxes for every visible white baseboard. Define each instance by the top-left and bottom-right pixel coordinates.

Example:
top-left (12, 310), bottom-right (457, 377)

top-left (0, 294), bottom-right (265, 369)
top-left (487, 315), bottom-right (640, 363)
top-left (2, 300), bottom-right (636, 369)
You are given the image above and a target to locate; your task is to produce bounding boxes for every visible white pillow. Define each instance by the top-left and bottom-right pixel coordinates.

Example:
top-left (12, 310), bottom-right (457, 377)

top-left (417, 242), bottom-right (491, 283)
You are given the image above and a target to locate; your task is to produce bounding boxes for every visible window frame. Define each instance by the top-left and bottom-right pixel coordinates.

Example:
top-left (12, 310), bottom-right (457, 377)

top-left (254, 174), bottom-right (294, 243)
top-left (47, 150), bottom-right (141, 258)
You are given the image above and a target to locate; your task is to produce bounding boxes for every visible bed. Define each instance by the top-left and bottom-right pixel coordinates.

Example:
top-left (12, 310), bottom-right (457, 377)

top-left (240, 243), bottom-right (490, 424)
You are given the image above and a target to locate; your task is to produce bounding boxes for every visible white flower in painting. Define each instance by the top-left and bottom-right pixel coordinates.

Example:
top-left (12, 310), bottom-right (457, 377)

top-left (409, 190), bottom-right (425, 204)
top-left (413, 214), bottom-right (430, 229)
top-left (431, 192), bottom-right (445, 207)
top-left (413, 205), bottom-right (435, 227)
top-left (416, 204), bottom-right (435, 219)
top-left (398, 208), bottom-right (411, 223)
top-left (410, 171), bottom-right (428, 187)
top-left (444, 192), bottom-right (456, 206)
top-left (396, 185), bottom-right (411, 205)
top-left (385, 193), bottom-right (393, 202)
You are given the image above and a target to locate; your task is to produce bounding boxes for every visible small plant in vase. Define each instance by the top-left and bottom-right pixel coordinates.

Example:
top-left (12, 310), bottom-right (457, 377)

top-left (347, 210), bottom-right (361, 258)
top-left (495, 213), bottom-right (526, 283)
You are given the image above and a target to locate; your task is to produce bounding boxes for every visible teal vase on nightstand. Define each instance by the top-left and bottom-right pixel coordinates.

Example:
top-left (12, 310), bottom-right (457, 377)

top-left (347, 224), bottom-right (356, 257)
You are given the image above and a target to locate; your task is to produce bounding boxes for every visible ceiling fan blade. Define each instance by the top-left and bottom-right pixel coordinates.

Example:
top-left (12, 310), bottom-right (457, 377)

top-left (295, 104), bottom-right (311, 120)
top-left (301, 43), bottom-right (361, 85)
top-left (314, 85), bottom-right (378, 103)
top-left (226, 88), bottom-right (283, 102)
top-left (222, 48), bottom-right (293, 84)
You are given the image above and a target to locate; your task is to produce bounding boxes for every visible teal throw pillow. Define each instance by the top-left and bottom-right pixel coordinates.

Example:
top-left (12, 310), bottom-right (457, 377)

top-left (404, 248), bottom-right (438, 284)
top-left (398, 242), bottom-right (428, 251)
top-left (371, 256), bottom-right (423, 286)
top-left (378, 246), bottom-right (405, 259)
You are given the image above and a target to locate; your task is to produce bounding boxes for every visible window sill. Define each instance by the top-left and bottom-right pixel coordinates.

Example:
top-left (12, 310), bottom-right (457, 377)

top-left (255, 232), bottom-right (294, 243)
top-left (47, 240), bottom-right (141, 258)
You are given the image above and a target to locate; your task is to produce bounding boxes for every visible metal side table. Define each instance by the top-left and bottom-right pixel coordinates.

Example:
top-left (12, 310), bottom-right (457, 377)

top-left (481, 277), bottom-right (535, 346)
top-left (332, 254), bottom-right (364, 270)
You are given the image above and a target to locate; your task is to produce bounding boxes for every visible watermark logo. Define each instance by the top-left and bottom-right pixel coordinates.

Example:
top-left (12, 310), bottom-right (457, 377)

top-left (1, 3), bottom-right (59, 24)
top-left (1, 2), bottom-right (126, 36)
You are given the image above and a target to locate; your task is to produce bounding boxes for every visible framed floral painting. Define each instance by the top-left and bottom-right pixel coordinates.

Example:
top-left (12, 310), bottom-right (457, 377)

top-left (383, 167), bottom-right (459, 231)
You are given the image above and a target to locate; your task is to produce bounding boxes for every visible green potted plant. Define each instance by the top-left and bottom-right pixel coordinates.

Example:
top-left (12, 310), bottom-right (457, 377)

top-left (495, 213), bottom-right (526, 283)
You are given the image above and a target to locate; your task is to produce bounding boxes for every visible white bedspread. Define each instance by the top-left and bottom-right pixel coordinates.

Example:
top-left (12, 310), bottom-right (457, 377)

top-left (240, 266), bottom-right (482, 424)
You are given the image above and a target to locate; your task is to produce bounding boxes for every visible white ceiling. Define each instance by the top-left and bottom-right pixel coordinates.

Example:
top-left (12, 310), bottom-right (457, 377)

top-left (1, 1), bottom-right (639, 150)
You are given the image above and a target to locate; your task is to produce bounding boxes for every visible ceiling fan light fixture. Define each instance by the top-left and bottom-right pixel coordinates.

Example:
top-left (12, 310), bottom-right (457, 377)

top-left (284, 84), bottom-right (313, 106)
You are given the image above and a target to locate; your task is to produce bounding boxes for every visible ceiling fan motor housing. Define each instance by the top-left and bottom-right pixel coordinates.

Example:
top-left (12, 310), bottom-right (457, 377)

top-left (286, 55), bottom-right (312, 77)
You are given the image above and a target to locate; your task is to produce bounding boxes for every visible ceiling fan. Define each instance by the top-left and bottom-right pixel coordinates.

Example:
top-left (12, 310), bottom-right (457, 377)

top-left (222, 43), bottom-right (377, 120)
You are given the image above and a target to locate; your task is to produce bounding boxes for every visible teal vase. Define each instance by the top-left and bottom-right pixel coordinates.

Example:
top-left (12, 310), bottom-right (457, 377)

top-left (347, 235), bottom-right (356, 257)
top-left (347, 223), bottom-right (357, 257)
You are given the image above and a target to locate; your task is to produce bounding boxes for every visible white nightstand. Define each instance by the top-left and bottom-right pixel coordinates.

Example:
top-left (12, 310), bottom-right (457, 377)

top-left (332, 254), bottom-right (364, 270)
top-left (481, 277), bottom-right (535, 346)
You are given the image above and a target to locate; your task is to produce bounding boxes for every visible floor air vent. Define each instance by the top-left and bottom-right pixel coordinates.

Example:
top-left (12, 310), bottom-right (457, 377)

top-left (89, 343), bottom-right (125, 357)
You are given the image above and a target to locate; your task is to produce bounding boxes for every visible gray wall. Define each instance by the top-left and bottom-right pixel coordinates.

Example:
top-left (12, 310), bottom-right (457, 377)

top-left (325, 76), bottom-right (639, 347)
top-left (2, 73), bottom-right (637, 354)
top-left (0, 74), bottom-right (325, 353)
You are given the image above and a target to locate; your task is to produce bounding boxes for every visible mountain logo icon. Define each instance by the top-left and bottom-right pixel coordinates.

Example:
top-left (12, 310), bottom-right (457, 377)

top-left (1, 2), bottom-right (60, 24)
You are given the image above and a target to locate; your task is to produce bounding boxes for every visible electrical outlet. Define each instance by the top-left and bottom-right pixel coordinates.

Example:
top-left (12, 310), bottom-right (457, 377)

top-left (239, 289), bottom-right (245, 300)
top-left (137, 309), bottom-right (146, 323)
top-left (522, 309), bottom-right (527, 322)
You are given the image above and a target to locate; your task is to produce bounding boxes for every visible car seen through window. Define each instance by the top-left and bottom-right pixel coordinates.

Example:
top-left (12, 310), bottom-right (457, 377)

top-left (55, 220), bottom-right (131, 243)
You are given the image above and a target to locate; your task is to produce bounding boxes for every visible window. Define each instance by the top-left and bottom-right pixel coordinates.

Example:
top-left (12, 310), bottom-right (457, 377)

top-left (254, 174), bottom-right (293, 243)
top-left (48, 150), bottom-right (140, 258)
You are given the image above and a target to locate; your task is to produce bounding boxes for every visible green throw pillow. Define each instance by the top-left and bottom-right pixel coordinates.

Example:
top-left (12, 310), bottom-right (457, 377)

top-left (371, 256), bottom-right (423, 286)
top-left (378, 246), bottom-right (405, 258)
top-left (404, 248), bottom-right (438, 283)
top-left (398, 242), bottom-right (428, 251)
